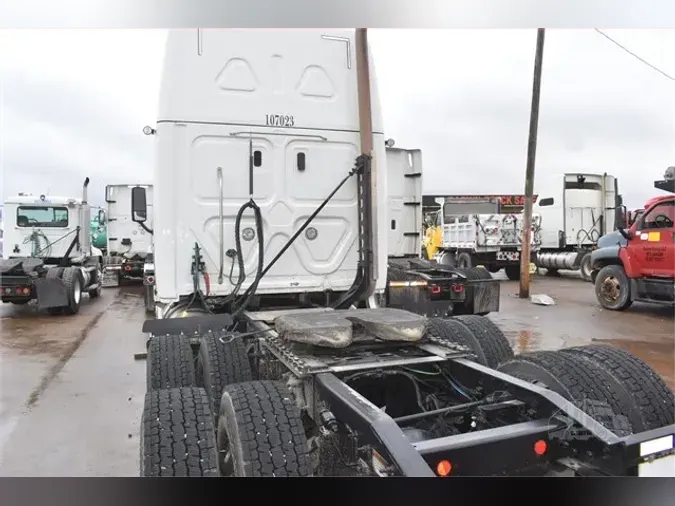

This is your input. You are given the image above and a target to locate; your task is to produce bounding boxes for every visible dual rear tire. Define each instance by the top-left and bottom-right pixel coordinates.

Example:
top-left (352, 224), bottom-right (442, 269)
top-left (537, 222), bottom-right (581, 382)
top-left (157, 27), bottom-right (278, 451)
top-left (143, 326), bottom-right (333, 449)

top-left (142, 332), bottom-right (310, 477)
top-left (498, 345), bottom-right (674, 434)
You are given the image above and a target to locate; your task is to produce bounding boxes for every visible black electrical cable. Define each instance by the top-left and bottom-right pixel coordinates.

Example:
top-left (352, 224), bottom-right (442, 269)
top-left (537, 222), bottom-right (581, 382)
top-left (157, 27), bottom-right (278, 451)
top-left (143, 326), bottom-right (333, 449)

top-left (230, 200), bottom-right (264, 318)
top-left (231, 162), bottom-right (362, 317)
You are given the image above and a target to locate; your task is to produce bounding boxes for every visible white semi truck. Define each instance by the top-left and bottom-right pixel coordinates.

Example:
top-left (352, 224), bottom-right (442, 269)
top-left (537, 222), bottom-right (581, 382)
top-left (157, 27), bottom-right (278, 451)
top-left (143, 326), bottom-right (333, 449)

top-left (0, 179), bottom-right (103, 314)
top-left (101, 183), bottom-right (154, 286)
top-left (534, 173), bottom-right (620, 281)
top-left (136, 29), bottom-right (674, 478)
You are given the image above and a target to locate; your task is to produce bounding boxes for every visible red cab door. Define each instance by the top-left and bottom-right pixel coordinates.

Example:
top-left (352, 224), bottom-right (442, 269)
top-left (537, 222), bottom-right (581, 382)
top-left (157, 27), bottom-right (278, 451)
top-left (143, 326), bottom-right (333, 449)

top-left (631, 198), bottom-right (675, 278)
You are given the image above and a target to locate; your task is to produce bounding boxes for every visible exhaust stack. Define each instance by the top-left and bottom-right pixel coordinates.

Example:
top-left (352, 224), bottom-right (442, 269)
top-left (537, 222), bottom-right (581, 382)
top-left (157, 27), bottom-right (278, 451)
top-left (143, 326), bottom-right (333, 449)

top-left (82, 177), bottom-right (90, 204)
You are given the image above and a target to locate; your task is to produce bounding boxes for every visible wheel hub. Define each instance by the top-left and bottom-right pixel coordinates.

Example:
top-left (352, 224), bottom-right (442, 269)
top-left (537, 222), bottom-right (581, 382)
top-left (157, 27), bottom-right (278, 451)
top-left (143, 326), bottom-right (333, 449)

top-left (601, 276), bottom-right (620, 301)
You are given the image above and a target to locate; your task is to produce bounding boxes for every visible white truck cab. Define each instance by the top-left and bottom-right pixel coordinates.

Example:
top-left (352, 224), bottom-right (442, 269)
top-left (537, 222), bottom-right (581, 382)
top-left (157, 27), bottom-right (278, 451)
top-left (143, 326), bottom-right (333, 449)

top-left (535, 172), bottom-right (620, 281)
top-left (136, 29), bottom-right (388, 318)
top-left (3, 192), bottom-right (95, 262)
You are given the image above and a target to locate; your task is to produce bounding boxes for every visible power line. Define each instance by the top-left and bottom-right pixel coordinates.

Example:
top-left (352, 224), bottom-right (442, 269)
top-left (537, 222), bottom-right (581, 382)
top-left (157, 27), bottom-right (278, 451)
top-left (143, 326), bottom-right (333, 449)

top-left (594, 28), bottom-right (674, 82)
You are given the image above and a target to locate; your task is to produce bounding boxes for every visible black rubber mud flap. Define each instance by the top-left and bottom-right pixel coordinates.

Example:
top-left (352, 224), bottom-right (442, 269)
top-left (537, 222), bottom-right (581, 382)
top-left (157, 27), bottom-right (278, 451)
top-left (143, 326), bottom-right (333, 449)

top-left (34, 278), bottom-right (69, 309)
top-left (141, 313), bottom-right (234, 336)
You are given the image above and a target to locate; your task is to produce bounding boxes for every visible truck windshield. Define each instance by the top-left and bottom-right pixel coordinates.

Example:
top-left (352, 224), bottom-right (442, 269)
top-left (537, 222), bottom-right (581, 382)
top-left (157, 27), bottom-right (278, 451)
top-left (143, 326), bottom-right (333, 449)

top-left (17, 206), bottom-right (69, 228)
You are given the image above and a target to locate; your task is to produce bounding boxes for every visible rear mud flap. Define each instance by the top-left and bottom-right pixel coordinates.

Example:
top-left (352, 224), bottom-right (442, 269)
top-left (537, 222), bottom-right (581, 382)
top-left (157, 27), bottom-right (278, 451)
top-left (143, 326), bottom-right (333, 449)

top-left (34, 278), bottom-right (68, 309)
top-left (468, 279), bottom-right (500, 314)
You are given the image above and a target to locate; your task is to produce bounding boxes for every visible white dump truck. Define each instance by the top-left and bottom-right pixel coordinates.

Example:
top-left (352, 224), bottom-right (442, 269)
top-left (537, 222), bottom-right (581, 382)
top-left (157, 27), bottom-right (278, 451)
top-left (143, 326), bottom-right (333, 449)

top-left (101, 183), bottom-right (154, 286)
top-left (0, 179), bottom-right (103, 314)
top-left (136, 29), bottom-right (674, 478)
top-left (430, 196), bottom-right (542, 280)
top-left (534, 172), bottom-right (620, 281)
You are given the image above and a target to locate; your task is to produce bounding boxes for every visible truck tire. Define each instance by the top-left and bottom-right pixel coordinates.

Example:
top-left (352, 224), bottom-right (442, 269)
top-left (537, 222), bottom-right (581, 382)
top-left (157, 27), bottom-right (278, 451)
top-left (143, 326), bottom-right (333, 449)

top-left (457, 252), bottom-right (473, 269)
top-left (140, 387), bottom-right (219, 477)
top-left (497, 351), bottom-right (638, 434)
top-left (504, 265), bottom-right (520, 281)
top-left (217, 381), bottom-right (310, 477)
top-left (88, 265), bottom-right (102, 299)
top-left (594, 264), bottom-right (632, 311)
top-left (451, 315), bottom-right (514, 367)
top-left (147, 335), bottom-right (197, 391)
top-left (61, 266), bottom-right (83, 315)
top-left (560, 345), bottom-right (675, 431)
top-left (579, 252), bottom-right (592, 282)
top-left (196, 332), bottom-right (253, 419)
top-left (426, 318), bottom-right (489, 367)
top-left (435, 250), bottom-right (456, 268)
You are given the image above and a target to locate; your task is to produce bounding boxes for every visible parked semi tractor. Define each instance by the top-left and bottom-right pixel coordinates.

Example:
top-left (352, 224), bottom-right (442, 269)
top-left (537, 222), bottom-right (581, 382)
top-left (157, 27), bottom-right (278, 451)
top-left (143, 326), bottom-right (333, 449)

top-left (0, 179), bottom-right (103, 314)
top-left (137, 29), bottom-right (673, 478)
top-left (591, 167), bottom-right (674, 311)
top-left (384, 146), bottom-right (499, 317)
top-left (424, 195), bottom-right (542, 281)
top-left (101, 183), bottom-right (153, 286)
top-left (535, 173), bottom-right (621, 282)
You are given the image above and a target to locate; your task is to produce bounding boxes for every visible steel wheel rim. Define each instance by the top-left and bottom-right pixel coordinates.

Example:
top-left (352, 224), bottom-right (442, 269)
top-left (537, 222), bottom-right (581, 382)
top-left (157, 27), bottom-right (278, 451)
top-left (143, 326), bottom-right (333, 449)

top-left (601, 276), bottom-right (620, 302)
top-left (73, 278), bottom-right (81, 304)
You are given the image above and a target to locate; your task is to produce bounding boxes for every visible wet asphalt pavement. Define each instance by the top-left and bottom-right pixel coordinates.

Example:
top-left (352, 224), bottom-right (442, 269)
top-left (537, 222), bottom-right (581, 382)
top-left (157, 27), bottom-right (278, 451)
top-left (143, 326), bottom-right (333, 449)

top-left (0, 272), bottom-right (672, 476)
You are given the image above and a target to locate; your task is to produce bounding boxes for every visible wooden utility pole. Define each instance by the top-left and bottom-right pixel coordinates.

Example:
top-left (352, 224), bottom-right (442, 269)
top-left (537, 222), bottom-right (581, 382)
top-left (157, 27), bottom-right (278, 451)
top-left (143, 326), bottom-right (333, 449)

top-left (519, 28), bottom-right (546, 299)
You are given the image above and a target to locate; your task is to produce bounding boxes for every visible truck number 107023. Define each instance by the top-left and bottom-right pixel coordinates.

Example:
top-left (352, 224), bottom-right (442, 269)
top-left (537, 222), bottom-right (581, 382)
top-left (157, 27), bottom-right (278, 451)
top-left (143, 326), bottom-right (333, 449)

top-left (265, 114), bottom-right (295, 127)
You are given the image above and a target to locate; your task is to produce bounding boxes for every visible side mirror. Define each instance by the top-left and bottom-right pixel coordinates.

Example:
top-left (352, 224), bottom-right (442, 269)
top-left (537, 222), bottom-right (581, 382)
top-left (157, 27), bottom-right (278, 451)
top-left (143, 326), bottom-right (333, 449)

top-left (615, 204), bottom-right (627, 230)
top-left (538, 197), bottom-right (554, 207)
top-left (131, 186), bottom-right (148, 223)
top-left (97, 209), bottom-right (106, 224)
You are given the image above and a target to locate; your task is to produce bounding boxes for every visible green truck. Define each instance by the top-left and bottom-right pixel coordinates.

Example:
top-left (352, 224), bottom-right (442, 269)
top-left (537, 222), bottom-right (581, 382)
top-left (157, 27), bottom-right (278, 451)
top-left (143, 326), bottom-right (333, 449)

top-left (90, 207), bottom-right (107, 253)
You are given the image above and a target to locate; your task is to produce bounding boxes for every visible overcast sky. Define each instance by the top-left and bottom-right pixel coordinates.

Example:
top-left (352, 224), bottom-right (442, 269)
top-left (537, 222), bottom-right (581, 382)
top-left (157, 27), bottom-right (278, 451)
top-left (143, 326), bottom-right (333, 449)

top-left (0, 29), bottom-right (673, 209)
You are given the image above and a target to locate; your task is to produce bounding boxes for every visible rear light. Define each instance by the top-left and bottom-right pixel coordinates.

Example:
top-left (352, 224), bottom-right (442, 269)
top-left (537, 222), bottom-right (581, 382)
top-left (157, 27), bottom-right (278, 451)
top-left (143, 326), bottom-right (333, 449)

top-left (436, 460), bottom-right (452, 476)
top-left (430, 285), bottom-right (441, 295)
top-left (22, 287), bottom-right (30, 295)
top-left (534, 440), bottom-right (547, 456)
top-left (4, 287), bottom-right (11, 294)
top-left (15, 287), bottom-right (22, 295)
top-left (124, 265), bottom-right (132, 271)
top-left (146, 276), bottom-right (155, 284)
top-left (451, 284), bottom-right (464, 293)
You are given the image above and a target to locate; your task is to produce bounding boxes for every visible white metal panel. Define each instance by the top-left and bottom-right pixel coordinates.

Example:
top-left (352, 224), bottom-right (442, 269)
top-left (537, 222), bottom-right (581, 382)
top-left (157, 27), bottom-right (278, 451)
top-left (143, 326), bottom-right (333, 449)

top-left (158, 29), bottom-right (384, 134)
top-left (385, 147), bottom-right (422, 258)
top-left (106, 184), bottom-right (154, 258)
top-left (153, 29), bottom-right (387, 301)
top-left (563, 173), bottom-right (617, 247)
top-left (4, 199), bottom-right (88, 260)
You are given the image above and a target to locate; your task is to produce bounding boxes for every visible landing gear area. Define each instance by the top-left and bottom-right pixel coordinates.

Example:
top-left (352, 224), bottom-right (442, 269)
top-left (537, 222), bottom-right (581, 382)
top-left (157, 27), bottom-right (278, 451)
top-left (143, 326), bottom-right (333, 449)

top-left (139, 308), bottom-right (675, 477)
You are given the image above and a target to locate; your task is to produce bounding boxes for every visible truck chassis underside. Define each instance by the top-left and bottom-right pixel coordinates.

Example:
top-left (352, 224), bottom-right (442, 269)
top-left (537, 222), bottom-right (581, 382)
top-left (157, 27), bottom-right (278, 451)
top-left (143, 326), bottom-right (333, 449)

top-left (140, 308), bottom-right (675, 477)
